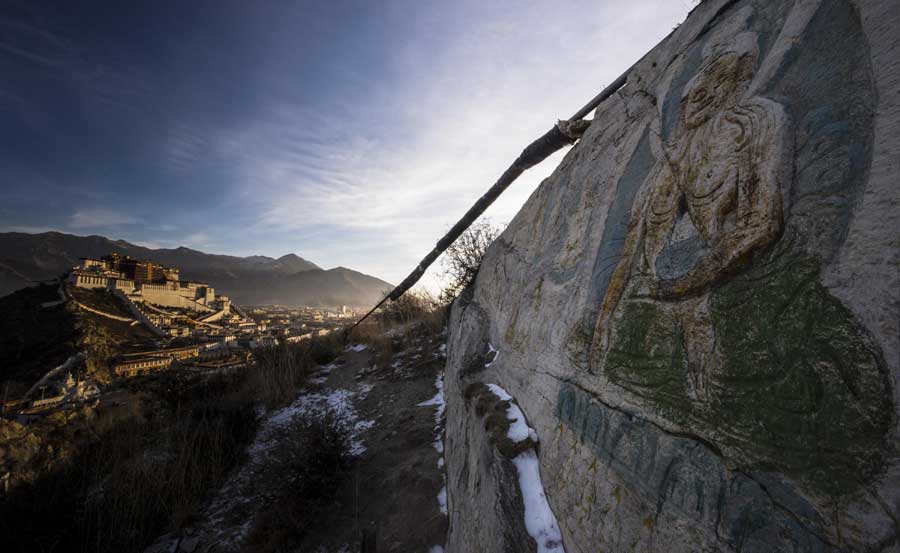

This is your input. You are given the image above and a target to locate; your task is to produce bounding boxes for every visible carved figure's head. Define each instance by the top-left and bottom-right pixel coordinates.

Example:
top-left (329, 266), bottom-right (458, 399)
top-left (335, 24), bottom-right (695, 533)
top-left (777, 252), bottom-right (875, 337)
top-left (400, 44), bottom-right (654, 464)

top-left (681, 32), bottom-right (759, 129)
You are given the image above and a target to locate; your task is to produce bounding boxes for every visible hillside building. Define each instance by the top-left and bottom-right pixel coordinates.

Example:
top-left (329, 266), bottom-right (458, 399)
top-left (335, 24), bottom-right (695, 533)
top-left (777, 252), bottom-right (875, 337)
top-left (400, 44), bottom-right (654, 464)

top-left (113, 345), bottom-right (203, 377)
top-left (69, 255), bottom-right (229, 314)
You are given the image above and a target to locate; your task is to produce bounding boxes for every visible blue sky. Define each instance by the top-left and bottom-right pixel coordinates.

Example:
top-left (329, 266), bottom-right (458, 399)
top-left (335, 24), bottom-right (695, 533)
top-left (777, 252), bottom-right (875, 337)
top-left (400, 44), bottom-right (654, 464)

top-left (0, 0), bottom-right (693, 288)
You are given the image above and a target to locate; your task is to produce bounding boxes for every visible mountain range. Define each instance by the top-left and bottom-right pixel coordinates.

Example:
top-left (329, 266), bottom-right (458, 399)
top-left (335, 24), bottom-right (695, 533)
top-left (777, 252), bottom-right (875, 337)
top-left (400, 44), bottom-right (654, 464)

top-left (0, 232), bottom-right (392, 307)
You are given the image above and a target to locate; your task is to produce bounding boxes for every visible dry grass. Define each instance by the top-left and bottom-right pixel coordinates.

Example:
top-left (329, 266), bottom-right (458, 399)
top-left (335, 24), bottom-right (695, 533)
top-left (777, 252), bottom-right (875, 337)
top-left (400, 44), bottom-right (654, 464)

top-left (249, 332), bottom-right (345, 407)
top-left (0, 329), bottom-right (350, 553)
top-left (348, 291), bottom-right (447, 370)
top-left (349, 320), bottom-right (398, 369)
top-left (0, 392), bottom-right (257, 553)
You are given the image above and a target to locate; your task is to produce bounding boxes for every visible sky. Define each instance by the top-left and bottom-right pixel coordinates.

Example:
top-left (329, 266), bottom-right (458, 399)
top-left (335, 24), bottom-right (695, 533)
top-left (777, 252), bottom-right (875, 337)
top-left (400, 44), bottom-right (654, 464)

top-left (0, 0), bottom-right (695, 289)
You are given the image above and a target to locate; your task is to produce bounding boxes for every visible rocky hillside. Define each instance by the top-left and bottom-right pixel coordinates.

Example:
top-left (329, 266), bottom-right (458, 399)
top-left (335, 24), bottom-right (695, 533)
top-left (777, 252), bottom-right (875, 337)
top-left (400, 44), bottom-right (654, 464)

top-left (443, 1), bottom-right (900, 552)
top-left (0, 232), bottom-right (392, 307)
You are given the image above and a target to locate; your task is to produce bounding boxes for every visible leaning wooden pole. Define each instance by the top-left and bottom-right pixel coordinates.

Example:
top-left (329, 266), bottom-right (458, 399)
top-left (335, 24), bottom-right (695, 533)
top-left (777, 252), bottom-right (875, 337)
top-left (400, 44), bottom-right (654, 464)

top-left (349, 62), bottom-right (638, 332)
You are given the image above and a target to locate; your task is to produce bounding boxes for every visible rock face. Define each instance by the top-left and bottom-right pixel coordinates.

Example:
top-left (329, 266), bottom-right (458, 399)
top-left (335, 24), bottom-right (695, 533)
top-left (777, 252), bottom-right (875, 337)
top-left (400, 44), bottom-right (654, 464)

top-left (443, 1), bottom-right (900, 551)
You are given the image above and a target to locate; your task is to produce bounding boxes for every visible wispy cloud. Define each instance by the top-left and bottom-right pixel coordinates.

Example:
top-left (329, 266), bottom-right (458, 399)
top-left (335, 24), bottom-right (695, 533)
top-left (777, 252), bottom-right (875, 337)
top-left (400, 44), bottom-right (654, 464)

top-left (128, 239), bottom-right (165, 249)
top-left (216, 1), bottom-right (694, 285)
top-left (165, 122), bottom-right (212, 173)
top-left (69, 208), bottom-right (140, 229)
top-left (1, 1), bottom-right (695, 291)
top-left (182, 232), bottom-right (215, 249)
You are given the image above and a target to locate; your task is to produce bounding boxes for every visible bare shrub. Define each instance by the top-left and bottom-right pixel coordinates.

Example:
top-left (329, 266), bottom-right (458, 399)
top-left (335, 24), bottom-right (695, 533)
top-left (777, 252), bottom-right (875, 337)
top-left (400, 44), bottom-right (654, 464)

top-left (378, 290), bottom-right (440, 325)
top-left (350, 290), bottom-right (445, 369)
top-left (244, 409), bottom-right (354, 552)
top-left (439, 219), bottom-right (504, 304)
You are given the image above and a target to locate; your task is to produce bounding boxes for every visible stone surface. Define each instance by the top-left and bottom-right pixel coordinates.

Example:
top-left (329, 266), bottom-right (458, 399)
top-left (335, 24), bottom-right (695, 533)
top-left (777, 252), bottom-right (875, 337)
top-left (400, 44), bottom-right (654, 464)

top-left (443, 1), bottom-right (900, 551)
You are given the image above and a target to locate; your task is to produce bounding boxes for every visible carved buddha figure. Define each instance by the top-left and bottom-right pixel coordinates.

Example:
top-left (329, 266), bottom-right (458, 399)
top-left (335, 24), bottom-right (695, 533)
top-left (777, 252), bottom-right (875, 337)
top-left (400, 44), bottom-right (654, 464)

top-left (588, 27), bottom-right (890, 495)
top-left (592, 32), bottom-right (790, 401)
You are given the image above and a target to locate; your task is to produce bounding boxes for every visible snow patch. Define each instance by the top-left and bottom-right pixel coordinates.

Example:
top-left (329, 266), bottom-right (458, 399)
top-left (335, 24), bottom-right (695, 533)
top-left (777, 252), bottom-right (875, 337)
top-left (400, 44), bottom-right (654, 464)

top-left (357, 382), bottom-right (374, 399)
top-left (309, 362), bottom-right (336, 385)
top-left (419, 372), bottom-right (449, 514)
top-left (483, 383), bottom-right (564, 552)
top-left (486, 383), bottom-right (539, 444)
top-left (196, 385), bottom-right (377, 547)
top-left (437, 485), bottom-right (448, 515)
top-left (346, 344), bottom-right (368, 352)
top-left (485, 342), bottom-right (499, 367)
top-left (251, 388), bottom-right (374, 458)
top-left (418, 374), bottom-right (446, 455)
top-left (417, 374), bottom-right (446, 419)
top-left (433, 342), bottom-right (447, 359)
top-left (513, 450), bottom-right (566, 553)
top-left (487, 382), bottom-right (511, 401)
top-left (350, 419), bottom-right (376, 455)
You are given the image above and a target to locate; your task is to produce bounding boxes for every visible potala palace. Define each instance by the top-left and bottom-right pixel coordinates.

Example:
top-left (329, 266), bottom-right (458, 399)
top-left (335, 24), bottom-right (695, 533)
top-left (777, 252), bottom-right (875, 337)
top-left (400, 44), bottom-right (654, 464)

top-left (69, 253), bottom-right (231, 314)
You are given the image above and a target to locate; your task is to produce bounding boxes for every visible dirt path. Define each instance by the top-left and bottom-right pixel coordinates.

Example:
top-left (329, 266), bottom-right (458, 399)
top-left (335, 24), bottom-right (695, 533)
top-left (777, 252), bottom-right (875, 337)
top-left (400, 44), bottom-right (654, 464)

top-left (145, 330), bottom-right (448, 553)
top-left (299, 335), bottom-right (448, 553)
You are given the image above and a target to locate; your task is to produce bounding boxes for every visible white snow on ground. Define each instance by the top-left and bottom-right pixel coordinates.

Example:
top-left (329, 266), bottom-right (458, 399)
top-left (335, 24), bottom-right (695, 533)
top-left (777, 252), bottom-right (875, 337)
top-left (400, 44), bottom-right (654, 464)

top-left (347, 344), bottom-right (368, 352)
top-left (309, 362), bottom-right (338, 385)
top-left (433, 342), bottom-right (447, 359)
top-left (350, 420), bottom-right (376, 455)
top-left (418, 372), bottom-right (448, 517)
top-left (485, 342), bottom-right (499, 367)
top-left (251, 387), bottom-right (375, 457)
top-left (418, 374), bottom-right (446, 423)
top-left (437, 485), bottom-right (448, 515)
top-left (486, 384), bottom-right (539, 444)
top-left (357, 382), bottom-right (374, 399)
top-left (513, 450), bottom-right (566, 553)
top-left (199, 383), bottom-right (377, 547)
top-left (418, 374), bottom-right (446, 455)
top-left (429, 546), bottom-right (445, 553)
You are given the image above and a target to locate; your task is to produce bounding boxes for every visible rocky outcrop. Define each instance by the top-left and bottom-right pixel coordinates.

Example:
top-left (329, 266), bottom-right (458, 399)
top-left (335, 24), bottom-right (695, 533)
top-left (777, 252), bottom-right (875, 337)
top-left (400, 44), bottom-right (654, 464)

top-left (443, 1), bottom-right (900, 551)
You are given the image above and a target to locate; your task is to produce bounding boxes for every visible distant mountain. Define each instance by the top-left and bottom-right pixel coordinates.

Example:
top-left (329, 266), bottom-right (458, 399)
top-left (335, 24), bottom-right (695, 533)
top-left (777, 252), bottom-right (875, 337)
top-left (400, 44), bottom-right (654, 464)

top-left (0, 232), bottom-right (392, 307)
